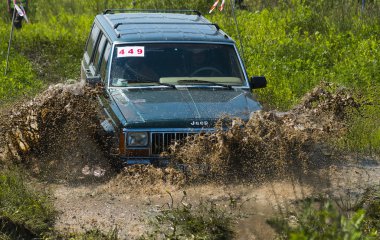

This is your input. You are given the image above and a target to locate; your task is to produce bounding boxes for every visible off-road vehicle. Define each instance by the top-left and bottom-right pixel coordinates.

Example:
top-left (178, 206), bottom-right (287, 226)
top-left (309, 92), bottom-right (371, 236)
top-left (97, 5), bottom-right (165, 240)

top-left (81, 9), bottom-right (266, 165)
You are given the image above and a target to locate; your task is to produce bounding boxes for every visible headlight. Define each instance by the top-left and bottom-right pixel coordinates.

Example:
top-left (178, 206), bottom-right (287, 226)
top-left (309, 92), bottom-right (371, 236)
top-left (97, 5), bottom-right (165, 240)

top-left (127, 132), bottom-right (148, 146)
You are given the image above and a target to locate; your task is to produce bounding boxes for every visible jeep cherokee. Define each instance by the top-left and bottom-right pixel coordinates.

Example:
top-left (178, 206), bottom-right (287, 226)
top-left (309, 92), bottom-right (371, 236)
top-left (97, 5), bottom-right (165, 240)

top-left (81, 9), bottom-right (266, 165)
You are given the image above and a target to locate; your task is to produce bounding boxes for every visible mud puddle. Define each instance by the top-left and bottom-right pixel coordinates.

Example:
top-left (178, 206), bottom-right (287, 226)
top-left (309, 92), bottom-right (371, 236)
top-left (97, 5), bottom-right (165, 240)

top-left (0, 81), bottom-right (378, 239)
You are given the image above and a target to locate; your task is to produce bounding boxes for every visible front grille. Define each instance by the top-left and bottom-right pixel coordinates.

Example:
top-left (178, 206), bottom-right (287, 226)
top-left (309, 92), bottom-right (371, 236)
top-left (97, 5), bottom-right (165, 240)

top-left (151, 132), bottom-right (194, 155)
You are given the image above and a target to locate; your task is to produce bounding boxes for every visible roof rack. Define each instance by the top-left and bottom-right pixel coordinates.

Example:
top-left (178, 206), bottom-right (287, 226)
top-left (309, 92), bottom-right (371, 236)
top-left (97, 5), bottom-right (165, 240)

top-left (103, 9), bottom-right (202, 16)
top-left (113, 22), bottom-right (220, 30)
top-left (114, 23), bottom-right (220, 38)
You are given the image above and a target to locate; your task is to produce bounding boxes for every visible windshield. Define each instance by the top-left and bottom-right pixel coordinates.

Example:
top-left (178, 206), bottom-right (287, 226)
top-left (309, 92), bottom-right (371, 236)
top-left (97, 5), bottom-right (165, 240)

top-left (109, 43), bottom-right (246, 87)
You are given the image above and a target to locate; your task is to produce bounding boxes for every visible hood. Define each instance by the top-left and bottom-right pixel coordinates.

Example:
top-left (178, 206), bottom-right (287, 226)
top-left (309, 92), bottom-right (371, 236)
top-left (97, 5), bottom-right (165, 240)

top-left (110, 88), bottom-right (261, 128)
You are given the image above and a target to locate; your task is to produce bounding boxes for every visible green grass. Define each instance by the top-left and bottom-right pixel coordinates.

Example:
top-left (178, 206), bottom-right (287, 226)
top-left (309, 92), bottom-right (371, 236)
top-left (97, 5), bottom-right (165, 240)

top-left (1, 0), bottom-right (379, 108)
top-left (342, 101), bottom-right (380, 155)
top-left (209, 1), bottom-right (380, 153)
top-left (268, 186), bottom-right (380, 239)
top-left (44, 228), bottom-right (119, 240)
top-left (141, 192), bottom-right (235, 240)
top-left (0, 169), bottom-right (55, 238)
top-left (210, 3), bottom-right (379, 109)
top-left (0, 167), bottom-right (118, 239)
top-left (0, 25), bottom-right (43, 105)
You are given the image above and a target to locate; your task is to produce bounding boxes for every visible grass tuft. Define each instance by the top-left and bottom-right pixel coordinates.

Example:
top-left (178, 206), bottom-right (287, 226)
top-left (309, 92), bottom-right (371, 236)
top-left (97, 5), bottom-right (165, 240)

top-left (141, 191), bottom-right (236, 240)
top-left (0, 169), bottom-right (55, 238)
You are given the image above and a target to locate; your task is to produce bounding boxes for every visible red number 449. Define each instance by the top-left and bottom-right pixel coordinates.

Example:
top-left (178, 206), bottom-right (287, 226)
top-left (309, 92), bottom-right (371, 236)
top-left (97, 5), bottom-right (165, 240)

top-left (117, 46), bottom-right (145, 57)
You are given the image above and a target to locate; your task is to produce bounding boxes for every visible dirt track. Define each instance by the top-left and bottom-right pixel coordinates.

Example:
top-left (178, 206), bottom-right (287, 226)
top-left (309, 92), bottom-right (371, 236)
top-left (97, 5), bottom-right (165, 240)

top-left (52, 179), bottom-right (302, 239)
top-left (50, 160), bottom-right (380, 239)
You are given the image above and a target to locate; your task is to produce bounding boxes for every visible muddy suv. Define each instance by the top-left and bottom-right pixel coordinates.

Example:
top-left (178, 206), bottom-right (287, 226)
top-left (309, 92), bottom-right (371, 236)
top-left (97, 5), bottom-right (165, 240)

top-left (81, 9), bottom-right (266, 165)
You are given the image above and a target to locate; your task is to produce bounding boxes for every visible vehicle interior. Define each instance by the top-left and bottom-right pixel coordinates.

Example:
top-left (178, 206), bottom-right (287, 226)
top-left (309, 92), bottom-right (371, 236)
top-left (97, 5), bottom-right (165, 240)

top-left (110, 43), bottom-right (245, 86)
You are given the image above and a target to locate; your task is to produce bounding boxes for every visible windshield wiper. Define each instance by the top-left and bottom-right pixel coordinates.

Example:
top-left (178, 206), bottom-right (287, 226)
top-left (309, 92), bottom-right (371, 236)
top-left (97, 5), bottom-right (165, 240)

top-left (158, 83), bottom-right (176, 89)
top-left (140, 80), bottom-right (176, 89)
top-left (114, 79), bottom-right (176, 89)
top-left (177, 79), bottom-right (233, 90)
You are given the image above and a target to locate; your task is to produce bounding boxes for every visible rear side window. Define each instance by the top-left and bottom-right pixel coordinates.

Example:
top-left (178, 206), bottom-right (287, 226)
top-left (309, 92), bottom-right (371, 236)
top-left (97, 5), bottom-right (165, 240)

top-left (84, 24), bottom-right (100, 62)
top-left (93, 34), bottom-right (107, 70)
top-left (100, 42), bottom-right (112, 80)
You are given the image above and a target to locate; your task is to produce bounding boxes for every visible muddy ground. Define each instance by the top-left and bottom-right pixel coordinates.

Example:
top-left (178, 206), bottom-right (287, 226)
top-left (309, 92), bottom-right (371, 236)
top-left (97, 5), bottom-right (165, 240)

top-left (0, 81), bottom-right (378, 239)
top-left (47, 162), bottom-right (379, 239)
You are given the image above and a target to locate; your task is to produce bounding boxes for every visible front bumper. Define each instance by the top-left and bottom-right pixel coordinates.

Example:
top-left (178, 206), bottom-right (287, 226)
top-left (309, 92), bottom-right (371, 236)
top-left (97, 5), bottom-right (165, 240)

top-left (120, 156), bottom-right (169, 166)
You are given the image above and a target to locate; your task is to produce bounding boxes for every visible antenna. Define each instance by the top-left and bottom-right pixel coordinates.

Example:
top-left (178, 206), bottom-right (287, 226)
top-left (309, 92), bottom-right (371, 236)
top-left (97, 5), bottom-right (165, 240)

top-left (5, 8), bottom-right (16, 76)
top-left (230, 0), bottom-right (245, 64)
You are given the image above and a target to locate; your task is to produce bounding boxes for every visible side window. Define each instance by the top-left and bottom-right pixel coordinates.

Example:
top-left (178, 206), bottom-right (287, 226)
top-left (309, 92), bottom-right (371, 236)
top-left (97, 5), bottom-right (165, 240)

top-left (100, 42), bottom-right (112, 81)
top-left (92, 34), bottom-right (107, 71)
top-left (84, 24), bottom-right (100, 63)
top-left (93, 35), bottom-right (107, 69)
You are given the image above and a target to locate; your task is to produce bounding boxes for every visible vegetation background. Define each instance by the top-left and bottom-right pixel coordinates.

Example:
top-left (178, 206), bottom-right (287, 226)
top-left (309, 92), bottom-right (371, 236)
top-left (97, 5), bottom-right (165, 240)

top-left (0, 0), bottom-right (379, 239)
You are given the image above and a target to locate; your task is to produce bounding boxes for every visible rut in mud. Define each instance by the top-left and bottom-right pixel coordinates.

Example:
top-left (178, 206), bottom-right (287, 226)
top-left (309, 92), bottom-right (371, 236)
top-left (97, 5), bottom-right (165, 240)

top-left (0, 81), bottom-right (377, 238)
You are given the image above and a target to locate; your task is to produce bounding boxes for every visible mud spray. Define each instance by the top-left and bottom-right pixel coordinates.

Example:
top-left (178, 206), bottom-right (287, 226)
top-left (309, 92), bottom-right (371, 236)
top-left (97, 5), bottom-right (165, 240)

top-left (0, 81), bottom-right (378, 239)
top-left (0, 81), bottom-right (114, 183)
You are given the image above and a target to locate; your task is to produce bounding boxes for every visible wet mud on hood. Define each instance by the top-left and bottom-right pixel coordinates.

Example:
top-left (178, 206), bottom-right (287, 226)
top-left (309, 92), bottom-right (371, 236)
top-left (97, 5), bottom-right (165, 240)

top-left (110, 88), bottom-right (262, 128)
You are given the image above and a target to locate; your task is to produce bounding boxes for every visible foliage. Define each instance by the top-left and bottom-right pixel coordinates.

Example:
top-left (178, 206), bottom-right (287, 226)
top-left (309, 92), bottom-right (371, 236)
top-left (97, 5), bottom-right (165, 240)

top-left (44, 228), bottom-right (119, 240)
top-left (0, 169), bottom-right (55, 238)
top-left (209, 0), bottom-right (379, 153)
top-left (357, 186), bottom-right (380, 235)
top-left (25, 0), bottom-right (212, 17)
top-left (141, 192), bottom-right (235, 239)
top-left (268, 198), bottom-right (378, 240)
top-left (342, 101), bottom-right (380, 155)
top-left (210, 2), bottom-right (379, 110)
top-left (0, 57), bottom-right (42, 104)
top-left (1, 0), bottom-right (379, 107)
top-left (12, 13), bottom-right (92, 82)
top-left (0, 26), bottom-right (43, 104)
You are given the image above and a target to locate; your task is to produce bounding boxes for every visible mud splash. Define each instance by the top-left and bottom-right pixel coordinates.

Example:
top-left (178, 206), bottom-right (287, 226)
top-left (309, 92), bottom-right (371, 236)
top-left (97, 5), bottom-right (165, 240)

top-left (0, 81), bottom-right (375, 239)
top-left (0, 81), bottom-right (113, 183)
top-left (0, 81), bottom-right (361, 186)
top-left (167, 82), bottom-right (360, 183)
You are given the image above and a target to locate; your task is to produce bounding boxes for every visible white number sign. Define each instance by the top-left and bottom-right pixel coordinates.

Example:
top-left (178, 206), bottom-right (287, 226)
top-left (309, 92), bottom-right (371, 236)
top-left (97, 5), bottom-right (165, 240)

top-left (117, 46), bottom-right (145, 57)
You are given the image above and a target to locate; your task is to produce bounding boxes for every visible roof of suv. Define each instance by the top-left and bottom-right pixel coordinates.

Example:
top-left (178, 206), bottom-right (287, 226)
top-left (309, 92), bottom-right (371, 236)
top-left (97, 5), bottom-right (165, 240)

top-left (95, 11), bottom-right (235, 43)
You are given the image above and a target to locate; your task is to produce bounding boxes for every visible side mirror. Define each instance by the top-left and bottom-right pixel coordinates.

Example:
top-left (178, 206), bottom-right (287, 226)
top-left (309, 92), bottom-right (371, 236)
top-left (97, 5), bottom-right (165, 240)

top-left (249, 76), bottom-right (267, 89)
top-left (86, 75), bottom-right (102, 86)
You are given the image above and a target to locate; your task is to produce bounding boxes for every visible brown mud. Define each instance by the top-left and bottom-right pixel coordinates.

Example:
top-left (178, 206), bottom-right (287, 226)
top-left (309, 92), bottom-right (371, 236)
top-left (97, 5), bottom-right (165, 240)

top-left (0, 81), bottom-right (113, 184)
top-left (0, 81), bottom-right (378, 239)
